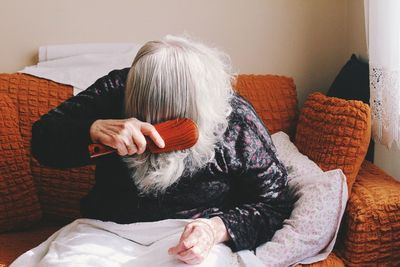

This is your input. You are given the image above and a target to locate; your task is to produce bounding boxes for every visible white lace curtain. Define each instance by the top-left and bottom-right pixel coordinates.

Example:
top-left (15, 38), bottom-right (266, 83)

top-left (366, 0), bottom-right (400, 148)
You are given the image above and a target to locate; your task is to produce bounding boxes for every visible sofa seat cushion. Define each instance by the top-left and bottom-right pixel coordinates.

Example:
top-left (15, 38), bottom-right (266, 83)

top-left (0, 93), bottom-right (42, 232)
top-left (0, 221), bottom-right (62, 266)
top-left (296, 252), bottom-right (345, 267)
top-left (336, 160), bottom-right (400, 266)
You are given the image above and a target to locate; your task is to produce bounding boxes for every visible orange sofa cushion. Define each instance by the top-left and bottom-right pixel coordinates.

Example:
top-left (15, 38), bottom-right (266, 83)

top-left (0, 74), bottom-right (95, 221)
top-left (235, 74), bottom-right (298, 137)
top-left (296, 252), bottom-right (345, 267)
top-left (336, 161), bottom-right (400, 266)
top-left (0, 222), bottom-right (61, 266)
top-left (295, 92), bottom-right (371, 192)
top-left (0, 93), bottom-right (41, 232)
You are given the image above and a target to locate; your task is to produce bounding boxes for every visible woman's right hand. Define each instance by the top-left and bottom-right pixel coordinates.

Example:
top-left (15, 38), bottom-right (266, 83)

top-left (89, 118), bottom-right (165, 156)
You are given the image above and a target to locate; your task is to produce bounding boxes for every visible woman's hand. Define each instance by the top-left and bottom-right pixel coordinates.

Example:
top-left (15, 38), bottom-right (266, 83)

top-left (89, 118), bottom-right (165, 156)
top-left (168, 217), bottom-right (230, 265)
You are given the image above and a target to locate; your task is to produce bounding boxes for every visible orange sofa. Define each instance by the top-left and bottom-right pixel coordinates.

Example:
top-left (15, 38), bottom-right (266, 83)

top-left (0, 73), bottom-right (399, 266)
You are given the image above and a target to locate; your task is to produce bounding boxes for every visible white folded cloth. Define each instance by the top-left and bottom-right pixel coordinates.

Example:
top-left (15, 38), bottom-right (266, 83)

top-left (38, 43), bottom-right (139, 62)
top-left (20, 43), bottom-right (141, 95)
top-left (10, 219), bottom-right (264, 267)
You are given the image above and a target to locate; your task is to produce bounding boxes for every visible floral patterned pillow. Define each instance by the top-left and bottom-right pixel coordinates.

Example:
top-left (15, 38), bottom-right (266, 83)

top-left (271, 132), bottom-right (323, 180)
top-left (255, 132), bottom-right (348, 266)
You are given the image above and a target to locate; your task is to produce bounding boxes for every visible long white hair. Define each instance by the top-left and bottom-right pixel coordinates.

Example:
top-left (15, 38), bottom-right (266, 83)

top-left (124, 35), bottom-right (234, 195)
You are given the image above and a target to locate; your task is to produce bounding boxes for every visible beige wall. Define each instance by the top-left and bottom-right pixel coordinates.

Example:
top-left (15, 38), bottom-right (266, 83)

top-left (374, 143), bottom-right (400, 181)
top-left (4, 0), bottom-right (396, 178)
top-left (347, 0), bottom-right (368, 60)
top-left (0, 0), bottom-right (349, 106)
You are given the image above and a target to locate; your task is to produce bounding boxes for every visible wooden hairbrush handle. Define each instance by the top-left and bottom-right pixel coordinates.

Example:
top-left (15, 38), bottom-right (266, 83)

top-left (88, 118), bottom-right (198, 158)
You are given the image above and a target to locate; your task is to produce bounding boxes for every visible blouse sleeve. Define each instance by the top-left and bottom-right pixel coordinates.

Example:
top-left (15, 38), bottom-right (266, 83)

top-left (31, 68), bottom-right (129, 168)
top-left (208, 96), bottom-right (293, 252)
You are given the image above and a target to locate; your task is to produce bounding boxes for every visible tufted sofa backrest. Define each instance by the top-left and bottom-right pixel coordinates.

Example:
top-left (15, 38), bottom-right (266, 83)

top-left (0, 73), bottom-right (299, 221)
top-left (234, 74), bottom-right (298, 138)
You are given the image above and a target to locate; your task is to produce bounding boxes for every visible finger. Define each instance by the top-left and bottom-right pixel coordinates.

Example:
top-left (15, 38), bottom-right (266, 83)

top-left (184, 232), bottom-right (200, 248)
top-left (168, 235), bottom-right (194, 256)
top-left (118, 134), bottom-right (137, 155)
top-left (113, 137), bottom-right (128, 156)
top-left (168, 224), bottom-right (195, 255)
top-left (177, 253), bottom-right (198, 264)
top-left (141, 123), bottom-right (165, 148)
top-left (110, 125), bottom-right (137, 155)
top-left (130, 128), bottom-right (147, 154)
top-left (177, 245), bottom-right (202, 260)
top-left (179, 225), bottom-right (213, 256)
top-left (116, 144), bottom-right (128, 156)
top-left (174, 229), bottom-right (200, 254)
top-left (183, 257), bottom-right (203, 265)
top-left (177, 240), bottom-right (209, 264)
top-left (178, 250), bottom-right (203, 265)
top-left (126, 141), bottom-right (138, 155)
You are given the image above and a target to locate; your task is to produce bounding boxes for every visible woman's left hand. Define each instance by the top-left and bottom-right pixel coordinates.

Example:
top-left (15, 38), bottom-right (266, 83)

top-left (168, 217), bottom-right (229, 265)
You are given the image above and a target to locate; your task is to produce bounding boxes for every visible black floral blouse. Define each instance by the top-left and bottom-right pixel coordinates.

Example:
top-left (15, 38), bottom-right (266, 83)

top-left (31, 68), bottom-right (293, 252)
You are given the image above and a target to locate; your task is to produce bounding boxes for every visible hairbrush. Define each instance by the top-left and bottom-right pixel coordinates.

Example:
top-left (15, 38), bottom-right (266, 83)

top-left (88, 118), bottom-right (199, 158)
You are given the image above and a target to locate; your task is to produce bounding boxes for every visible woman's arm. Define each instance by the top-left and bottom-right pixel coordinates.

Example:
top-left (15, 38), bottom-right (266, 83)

top-left (169, 96), bottom-right (292, 261)
top-left (31, 68), bottom-right (130, 168)
top-left (210, 96), bottom-right (293, 252)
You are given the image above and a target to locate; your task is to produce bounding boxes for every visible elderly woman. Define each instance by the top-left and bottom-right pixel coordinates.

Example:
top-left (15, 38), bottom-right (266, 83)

top-left (31, 36), bottom-right (292, 265)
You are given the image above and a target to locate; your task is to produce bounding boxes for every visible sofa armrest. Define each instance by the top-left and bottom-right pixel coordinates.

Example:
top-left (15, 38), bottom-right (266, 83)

top-left (336, 160), bottom-right (400, 266)
top-left (1, 73), bottom-right (95, 221)
top-left (0, 93), bottom-right (42, 232)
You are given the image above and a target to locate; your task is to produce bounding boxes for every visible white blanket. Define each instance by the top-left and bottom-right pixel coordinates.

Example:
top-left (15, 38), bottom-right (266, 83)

top-left (10, 132), bottom-right (348, 267)
top-left (10, 219), bottom-right (264, 267)
top-left (20, 43), bottom-right (140, 95)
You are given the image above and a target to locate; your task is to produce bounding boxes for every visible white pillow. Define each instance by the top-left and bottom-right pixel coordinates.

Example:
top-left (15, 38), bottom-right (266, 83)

top-left (255, 132), bottom-right (348, 266)
top-left (271, 131), bottom-right (323, 180)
